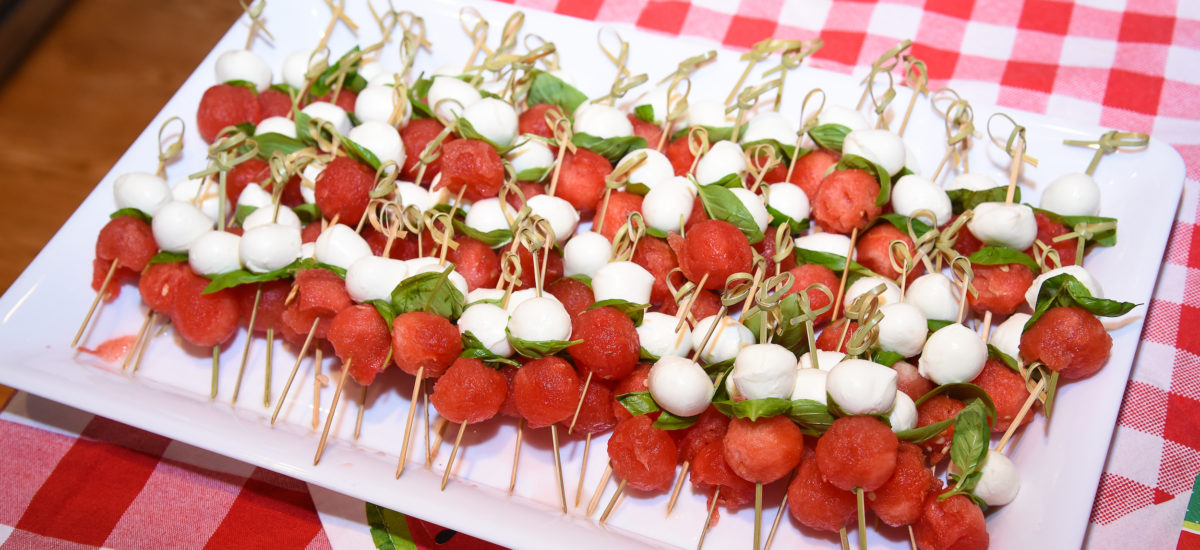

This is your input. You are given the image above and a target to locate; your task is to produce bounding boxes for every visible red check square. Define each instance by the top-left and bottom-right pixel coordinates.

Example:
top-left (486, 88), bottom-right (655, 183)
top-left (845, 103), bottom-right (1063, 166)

top-left (1019, 0), bottom-right (1074, 35)
top-left (1119, 12), bottom-right (1176, 44)
top-left (1103, 68), bottom-right (1165, 115)
top-left (636, 1), bottom-right (690, 35)
top-left (724, 15), bottom-right (778, 49)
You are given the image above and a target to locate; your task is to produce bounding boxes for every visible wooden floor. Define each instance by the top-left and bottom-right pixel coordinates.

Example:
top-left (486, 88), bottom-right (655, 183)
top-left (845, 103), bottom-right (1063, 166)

top-left (0, 0), bottom-right (243, 294)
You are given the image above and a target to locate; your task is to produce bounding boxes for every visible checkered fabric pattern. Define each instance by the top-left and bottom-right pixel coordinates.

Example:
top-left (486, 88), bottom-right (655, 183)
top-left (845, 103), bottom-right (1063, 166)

top-left (3, 0), bottom-right (1198, 548)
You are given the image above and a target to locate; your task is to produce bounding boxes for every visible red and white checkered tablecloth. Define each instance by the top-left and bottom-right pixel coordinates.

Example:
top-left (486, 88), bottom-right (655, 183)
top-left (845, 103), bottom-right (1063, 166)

top-left (3, 0), bottom-right (1199, 548)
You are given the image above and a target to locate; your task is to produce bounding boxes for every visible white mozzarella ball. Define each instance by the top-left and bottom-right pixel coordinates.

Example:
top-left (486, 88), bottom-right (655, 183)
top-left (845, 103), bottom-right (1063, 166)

top-left (404, 256), bottom-right (442, 274)
top-left (904, 147), bottom-right (921, 176)
top-left (767, 183), bottom-right (810, 223)
top-left (113, 172), bottom-right (170, 215)
top-left (648, 356), bottom-right (715, 417)
top-left (301, 102), bottom-right (351, 136)
top-left (504, 288), bottom-right (551, 315)
top-left (462, 98), bottom-right (519, 148)
top-left (357, 62), bottom-right (386, 84)
top-left (919, 323), bottom-right (988, 385)
top-left (632, 87), bottom-right (671, 124)
top-left (794, 233), bottom-right (856, 260)
top-left (314, 224), bottom-right (372, 270)
top-left (215, 50), bottom-right (271, 91)
top-left (797, 350), bottom-right (846, 371)
top-left (563, 232), bottom-right (613, 278)
top-left (394, 182), bottom-right (436, 213)
top-left (989, 313), bottom-right (1030, 360)
top-left (732, 343), bottom-right (798, 400)
top-left (281, 50), bottom-right (316, 89)
top-left (299, 162), bottom-right (323, 204)
top-left (692, 315), bottom-right (755, 364)
top-left (464, 198), bottom-right (516, 234)
top-left (842, 129), bottom-right (907, 176)
top-left (892, 174), bottom-right (952, 226)
top-left (826, 359), bottom-right (898, 415)
top-left (240, 223), bottom-right (302, 273)
top-left (950, 450), bottom-right (1021, 506)
top-left (354, 84), bottom-right (405, 126)
top-left (188, 231), bottom-right (243, 275)
top-left (845, 276), bottom-right (902, 311)
top-left (347, 121), bottom-right (405, 168)
top-left (637, 312), bottom-right (692, 358)
top-left (299, 242), bottom-right (315, 260)
top-left (152, 201), bottom-right (213, 253)
top-left (618, 149), bottom-right (674, 191)
top-left (790, 368), bottom-right (829, 404)
top-left (741, 112), bottom-right (797, 145)
top-left (1025, 265), bottom-right (1103, 310)
top-left (527, 195), bottom-right (579, 244)
top-left (729, 187), bottom-right (770, 234)
top-left (592, 261), bottom-right (654, 305)
top-left (506, 137), bottom-right (555, 177)
top-left (171, 177), bottom-right (226, 223)
top-left (643, 182), bottom-right (695, 234)
top-left (877, 303), bottom-right (928, 358)
top-left (458, 303), bottom-right (513, 357)
top-left (345, 256), bottom-right (408, 303)
top-left (968, 202), bottom-right (1038, 250)
top-left (508, 296), bottom-right (572, 342)
top-left (905, 273), bottom-right (960, 322)
top-left (432, 65), bottom-right (462, 78)
top-left (816, 105), bottom-right (870, 132)
top-left (466, 287), bottom-right (505, 305)
top-left (427, 76), bottom-right (481, 122)
top-left (888, 391), bottom-right (918, 432)
top-left (573, 103), bottom-right (633, 139)
top-left (686, 99), bottom-right (731, 128)
top-left (1041, 172), bottom-right (1101, 217)
top-left (242, 203), bottom-right (301, 231)
top-left (236, 183), bottom-right (272, 211)
top-left (694, 140), bottom-right (747, 186)
top-left (945, 172), bottom-right (999, 192)
top-left (255, 116), bottom-right (296, 138)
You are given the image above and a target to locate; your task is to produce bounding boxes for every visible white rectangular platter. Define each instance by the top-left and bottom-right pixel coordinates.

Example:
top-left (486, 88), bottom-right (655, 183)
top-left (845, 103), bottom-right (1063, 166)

top-left (0, 1), bottom-right (1184, 549)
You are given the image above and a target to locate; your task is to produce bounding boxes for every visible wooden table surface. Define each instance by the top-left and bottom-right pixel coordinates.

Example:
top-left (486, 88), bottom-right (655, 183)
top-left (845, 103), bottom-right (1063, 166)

top-left (0, 0), bottom-right (243, 294)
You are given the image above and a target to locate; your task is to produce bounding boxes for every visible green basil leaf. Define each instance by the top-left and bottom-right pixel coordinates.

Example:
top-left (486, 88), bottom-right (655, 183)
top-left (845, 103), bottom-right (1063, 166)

top-left (709, 360), bottom-right (736, 402)
top-left (1043, 370), bottom-right (1060, 418)
top-left (616, 390), bottom-right (660, 416)
top-left (767, 205), bottom-right (810, 234)
top-left (878, 213), bottom-right (932, 238)
top-left (516, 166), bottom-right (552, 183)
top-left (367, 299), bottom-right (396, 331)
top-left (225, 79), bottom-right (258, 93)
top-left (253, 132), bottom-right (307, 158)
top-left (625, 182), bottom-right (651, 196)
top-left (1030, 207), bottom-right (1118, 247)
top-left (149, 251), bottom-right (188, 265)
top-left (526, 70), bottom-right (588, 115)
top-left (203, 261), bottom-right (300, 294)
top-left (633, 104), bottom-right (655, 123)
top-left (342, 135), bottom-right (383, 171)
top-left (365, 502), bottom-right (418, 550)
top-left (946, 186), bottom-right (1017, 214)
top-left (587, 299), bottom-right (650, 326)
top-left (835, 154), bottom-right (892, 207)
top-left (571, 133), bottom-right (648, 164)
top-left (947, 399), bottom-right (990, 489)
top-left (793, 248), bottom-right (879, 280)
top-left (808, 123), bottom-right (851, 152)
top-left (742, 293), bottom-right (807, 351)
top-left (873, 350), bottom-right (905, 367)
top-left (713, 397), bottom-right (792, 421)
top-left (310, 46), bottom-right (364, 98)
top-left (672, 125), bottom-right (736, 142)
top-left (639, 347), bottom-right (661, 362)
top-left (451, 218), bottom-right (513, 249)
top-left (292, 203), bottom-right (323, 224)
top-left (234, 205), bottom-right (257, 226)
top-left (460, 331), bottom-right (520, 368)
top-left (742, 138), bottom-right (798, 163)
top-left (968, 246), bottom-right (1040, 272)
top-left (653, 410), bottom-right (700, 430)
top-left (927, 319), bottom-right (954, 333)
top-left (1025, 273), bottom-right (1138, 329)
top-left (454, 115), bottom-right (516, 155)
top-left (787, 399), bottom-right (835, 433)
top-left (295, 257), bottom-right (347, 277)
top-left (566, 273), bottom-right (592, 288)
top-left (110, 208), bottom-right (152, 224)
top-left (408, 77), bottom-right (434, 119)
top-left (269, 83), bottom-right (299, 96)
top-left (697, 183), bottom-right (765, 244)
top-left (709, 172), bottom-right (744, 189)
top-left (292, 110), bottom-right (321, 147)
top-left (914, 382), bottom-right (998, 428)
top-left (390, 266), bottom-right (466, 321)
top-left (506, 328), bottom-right (581, 359)
top-left (896, 417), bottom-right (954, 443)
top-left (233, 121), bottom-right (257, 137)
top-left (987, 345), bottom-right (1020, 372)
